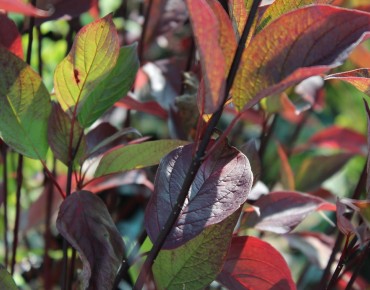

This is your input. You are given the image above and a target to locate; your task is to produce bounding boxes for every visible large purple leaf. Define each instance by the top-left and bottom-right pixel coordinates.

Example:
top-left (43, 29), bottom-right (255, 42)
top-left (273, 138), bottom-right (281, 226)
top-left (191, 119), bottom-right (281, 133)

top-left (145, 141), bottom-right (252, 249)
top-left (217, 236), bottom-right (296, 290)
top-left (233, 5), bottom-right (370, 111)
top-left (243, 191), bottom-right (336, 234)
top-left (56, 191), bottom-right (124, 289)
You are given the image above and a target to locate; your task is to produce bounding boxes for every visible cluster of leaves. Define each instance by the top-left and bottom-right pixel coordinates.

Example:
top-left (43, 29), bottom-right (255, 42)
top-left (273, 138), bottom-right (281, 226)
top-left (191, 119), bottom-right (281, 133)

top-left (0, 0), bottom-right (370, 289)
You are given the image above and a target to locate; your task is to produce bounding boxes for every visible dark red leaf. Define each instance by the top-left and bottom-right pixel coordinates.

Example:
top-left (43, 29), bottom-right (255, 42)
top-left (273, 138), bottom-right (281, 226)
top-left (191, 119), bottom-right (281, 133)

top-left (0, 14), bottom-right (23, 58)
top-left (217, 236), bottom-right (296, 290)
top-left (145, 140), bottom-right (252, 249)
top-left (276, 142), bottom-right (295, 190)
top-left (364, 100), bottom-right (370, 197)
top-left (233, 5), bottom-right (370, 111)
top-left (243, 191), bottom-right (336, 234)
top-left (296, 126), bottom-right (367, 156)
top-left (56, 191), bottom-right (125, 290)
top-left (116, 95), bottom-right (168, 119)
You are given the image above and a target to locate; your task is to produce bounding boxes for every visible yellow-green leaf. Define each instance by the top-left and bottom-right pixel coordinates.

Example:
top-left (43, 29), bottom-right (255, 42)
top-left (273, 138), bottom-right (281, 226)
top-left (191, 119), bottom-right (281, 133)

top-left (0, 46), bottom-right (50, 159)
top-left (54, 14), bottom-right (119, 113)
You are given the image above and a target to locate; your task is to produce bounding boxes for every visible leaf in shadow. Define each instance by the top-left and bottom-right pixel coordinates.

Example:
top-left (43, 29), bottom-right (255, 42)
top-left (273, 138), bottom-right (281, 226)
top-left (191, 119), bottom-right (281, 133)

top-left (56, 190), bottom-right (125, 290)
top-left (0, 14), bottom-right (23, 58)
top-left (145, 140), bottom-right (252, 249)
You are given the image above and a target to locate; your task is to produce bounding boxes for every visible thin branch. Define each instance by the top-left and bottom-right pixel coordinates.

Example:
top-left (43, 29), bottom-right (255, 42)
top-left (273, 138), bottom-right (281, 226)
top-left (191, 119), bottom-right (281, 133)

top-left (133, 0), bottom-right (263, 288)
top-left (1, 145), bottom-right (9, 268)
top-left (345, 242), bottom-right (370, 290)
top-left (138, 0), bottom-right (154, 62)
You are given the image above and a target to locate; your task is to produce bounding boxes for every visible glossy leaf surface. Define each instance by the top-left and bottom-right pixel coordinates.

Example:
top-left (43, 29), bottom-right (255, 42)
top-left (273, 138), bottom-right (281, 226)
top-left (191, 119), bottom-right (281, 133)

top-left (153, 210), bottom-right (240, 290)
top-left (54, 14), bottom-right (119, 112)
top-left (48, 102), bottom-right (86, 165)
top-left (0, 46), bottom-right (50, 159)
top-left (78, 44), bottom-right (139, 127)
top-left (217, 236), bottom-right (296, 290)
top-left (0, 0), bottom-right (49, 16)
top-left (243, 191), bottom-right (336, 234)
top-left (56, 191), bottom-right (124, 290)
top-left (233, 5), bottom-right (370, 111)
top-left (94, 140), bottom-right (189, 177)
top-left (145, 141), bottom-right (252, 249)
top-left (325, 68), bottom-right (370, 95)
top-left (0, 14), bottom-right (23, 58)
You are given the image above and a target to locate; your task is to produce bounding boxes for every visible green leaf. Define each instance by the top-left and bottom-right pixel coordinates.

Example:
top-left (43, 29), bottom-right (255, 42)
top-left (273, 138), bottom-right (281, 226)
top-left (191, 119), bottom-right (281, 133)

top-left (153, 209), bottom-right (240, 290)
top-left (0, 46), bottom-right (50, 159)
top-left (47, 102), bottom-right (86, 165)
top-left (54, 14), bottom-right (119, 113)
top-left (78, 43), bottom-right (139, 127)
top-left (0, 264), bottom-right (17, 290)
top-left (94, 140), bottom-right (189, 177)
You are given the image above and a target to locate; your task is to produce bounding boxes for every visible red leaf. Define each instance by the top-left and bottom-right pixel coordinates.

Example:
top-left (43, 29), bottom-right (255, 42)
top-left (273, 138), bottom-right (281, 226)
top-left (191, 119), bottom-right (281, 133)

top-left (217, 236), bottom-right (296, 290)
top-left (0, 14), bottom-right (23, 59)
top-left (145, 140), bottom-right (252, 249)
top-left (325, 68), bottom-right (370, 95)
top-left (0, 0), bottom-right (49, 16)
top-left (365, 100), bottom-right (370, 197)
top-left (186, 0), bottom-right (230, 113)
top-left (56, 191), bottom-right (125, 289)
top-left (297, 126), bottom-right (367, 155)
top-left (276, 142), bottom-right (295, 190)
top-left (116, 95), bottom-right (168, 119)
top-left (243, 191), bottom-right (336, 234)
top-left (233, 5), bottom-right (370, 111)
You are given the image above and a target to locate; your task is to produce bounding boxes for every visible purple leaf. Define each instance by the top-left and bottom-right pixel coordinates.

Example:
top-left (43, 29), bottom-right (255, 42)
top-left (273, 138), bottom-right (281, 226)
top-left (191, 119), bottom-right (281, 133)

top-left (56, 191), bottom-right (125, 289)
top-left (145, 140), bottom-right (252, 249)
top-left (243, 191), bottom-right (336, 234)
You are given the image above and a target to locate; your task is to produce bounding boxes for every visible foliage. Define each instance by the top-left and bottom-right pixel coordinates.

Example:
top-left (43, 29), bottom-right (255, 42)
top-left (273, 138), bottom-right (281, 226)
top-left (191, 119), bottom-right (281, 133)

top-left (0, 0), bottom-right (370, 289)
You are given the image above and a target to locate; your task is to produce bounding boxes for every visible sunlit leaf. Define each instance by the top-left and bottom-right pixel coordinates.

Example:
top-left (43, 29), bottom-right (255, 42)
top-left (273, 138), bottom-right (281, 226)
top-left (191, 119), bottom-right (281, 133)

top-left (94, 140), bottom-right (189, 177)
top-left (0, 46), bottom-right (51, 159)
top-left (0, 0), bottom-right (49, 16)
top-left (56, 190), bottom-right (125, 290)
top-left (257, 0), bottom-right (332, 32)
top-left (153, 209), bottom-right (240, 290)
top-left (186, 0), bottom-right (227, 113)
top-left (145, 140), bottom-right (252, 249)
top-left (78, 44), bottom-right (139, 127)
top-left (0, 14), bottom-right (23, 58)
top-left (54, 14), bottom-right (119, 113)
top-left (243, 191), bottom-right (336, 234)
top-left (217, 236), bottom-right (296, 290)
top-left (233, 5), bottom-right (370, 111)
top-left (228, 0), bottom-right (252, 39)
top-left (0, 264), bottom-right (17, 290)
top-left (48, 102), bottom-right (87, 165)
top-left (325, 68), bottom-right (370, 95)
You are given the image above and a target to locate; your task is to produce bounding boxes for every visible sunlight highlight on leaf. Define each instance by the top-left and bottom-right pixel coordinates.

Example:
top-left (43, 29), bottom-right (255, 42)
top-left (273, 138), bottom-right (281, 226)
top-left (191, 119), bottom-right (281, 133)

top-left (325, 68), bottom-right (370, 95)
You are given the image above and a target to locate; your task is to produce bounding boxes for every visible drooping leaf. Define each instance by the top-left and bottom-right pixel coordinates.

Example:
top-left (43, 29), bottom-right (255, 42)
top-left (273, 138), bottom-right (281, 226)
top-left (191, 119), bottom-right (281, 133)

top-left (257, 0), bottom-right (332, 32)
top-left (325, 68), bottom-right (370, 96)
top-left (297, 126), bottom-right (367, 155)
top-left (54, 14), bottom-right (119, 112)
top-left (295, 153), bottom-right (353, 191)
top-left (186, 0), bottom-right (227, 113)
top-left (0, 14), bottom-right (23, 58)
top-left (0, 264), bottom-right (17, 290)
top-left (94, 140), bottom-right (189, 177)
top-left (56, 190), bottom-right (125, 290)
top-left (48, 102), bottom-right (86, 165)
top-left (153, 209), bottom-right (241, 290)
top-left (233, 5), bottom-right (370, 111)
top-left (0, 46), bottom-right (51, 159)
top-left (145, 140), bottom-right (252, 249)
top-left (78, 44), bottom-right (139, 127)
top-left (243, 191), bottom-right (336, 234)
top-left (217, 236), bottom-right (296, 290)
top-left (0, 0), bottom-right (49, 16)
